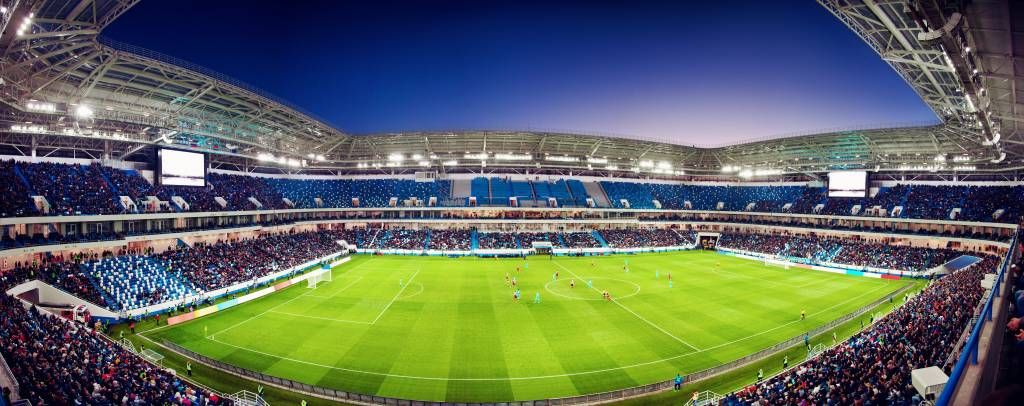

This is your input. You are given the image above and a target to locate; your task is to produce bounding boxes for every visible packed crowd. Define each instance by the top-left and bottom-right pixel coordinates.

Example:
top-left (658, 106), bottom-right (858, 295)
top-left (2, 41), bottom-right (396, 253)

top-left (478, 232), bottom-right (518, 249)
top-left (1001, 257), bottom-right (1024, 387)
top-left (22, 162), bottom-right (122, 216)
top-left (731, 256), bottom-right (996, 404)
top-left (817, 185), bottom-right (909, 217)
top-left (0, 161), bottom-right (1020, 222)
top-left (718, 233), bottom-right (791, 255)
top-left (777, 236), bottom-right (844, 263)
top-left (718, 232), bottom-right (963, 272)
top-left (100, 166), bottom-right (153, 203)
top-left (0, 293), bottom-right (229, 405)
top-left (428, 229), bottom-right (472, 250)
top-left (208, 172), bottom-right (289, 210)
top-left (379, 229), bottom-right (429, 250)
top-left (561, 231), bottom-right (602, 248)
top-left (517, 232), bottom-right (561, 248)
top-left (0, 231), bottom-right (347, 311)
top-left (0, 256), bottom-right (106, 305)
top-left (905, 186), bottom-right (965, 220)
top-left (834, 242), bottom-right (961, 272)
top-left (600, 229), bottom-right (693, 248)
top-left (157, 230), bottom-right (343, 292)
top-left (0, 160), bottom-right (32, 217)
top-left (151, 183), bottom-right (221, 212)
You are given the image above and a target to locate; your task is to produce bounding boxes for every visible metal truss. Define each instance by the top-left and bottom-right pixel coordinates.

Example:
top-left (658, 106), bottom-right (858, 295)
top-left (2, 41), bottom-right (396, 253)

top-left (0, 0), bottom-right (1018, 181)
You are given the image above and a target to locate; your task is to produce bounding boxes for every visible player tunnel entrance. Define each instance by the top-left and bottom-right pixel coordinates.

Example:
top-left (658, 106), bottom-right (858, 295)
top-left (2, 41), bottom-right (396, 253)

top-left (532, 241), bottom-right (553, 254)
top-left (697, 232), bottom-right (720, 250)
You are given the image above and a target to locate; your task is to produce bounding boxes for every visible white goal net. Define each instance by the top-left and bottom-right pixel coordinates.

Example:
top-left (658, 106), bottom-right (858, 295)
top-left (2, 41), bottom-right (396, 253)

top-left (764, 256), bottom-right (790, 269)
top-left (307, 267), bottom-right (333, 288)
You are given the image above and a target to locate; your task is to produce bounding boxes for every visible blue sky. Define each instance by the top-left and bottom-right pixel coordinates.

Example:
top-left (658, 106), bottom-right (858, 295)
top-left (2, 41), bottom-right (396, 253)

top-left (105, 0), bottom-right (938, 145)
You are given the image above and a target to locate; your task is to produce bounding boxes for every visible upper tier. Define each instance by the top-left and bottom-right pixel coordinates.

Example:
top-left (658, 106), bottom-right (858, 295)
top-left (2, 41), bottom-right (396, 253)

top-left (1, 159), bottom-right (1020, 223)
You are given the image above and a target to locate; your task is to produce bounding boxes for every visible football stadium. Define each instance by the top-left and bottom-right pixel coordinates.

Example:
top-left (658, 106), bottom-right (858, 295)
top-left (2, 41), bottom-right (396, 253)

top-left (0, 1), bottom-right (1023, 405)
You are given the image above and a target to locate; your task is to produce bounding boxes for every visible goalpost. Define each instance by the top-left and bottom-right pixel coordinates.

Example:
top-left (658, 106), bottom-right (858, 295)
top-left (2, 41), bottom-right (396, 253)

top-left (307, 262), bottom-right (333, 288)
top-left (764, 256), bottom-right (791, 270)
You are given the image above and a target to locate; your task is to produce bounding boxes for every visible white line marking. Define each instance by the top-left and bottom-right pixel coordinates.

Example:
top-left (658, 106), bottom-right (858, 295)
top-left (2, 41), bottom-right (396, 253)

top-left (369, 269), bottom-right (420, 325)
top-left (543, 277), bottom-right (640, 301)
top-left (269, 310), bottom-right (373, 325)
top-left (552, 261), bottom-right (701, 351)
top-left (205, 280), bottom-right (898, 381)
top-left (204, 259), bottom-right (374, 339)
top-left (398, 282), bottom-right (424, 300)
top-left (304, 276), bottom-right (364, 299)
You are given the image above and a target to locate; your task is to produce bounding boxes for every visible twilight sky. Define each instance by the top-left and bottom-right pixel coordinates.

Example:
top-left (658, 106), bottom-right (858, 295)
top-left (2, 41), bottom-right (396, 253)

top-left (105, 0), bottom-right (939, 145)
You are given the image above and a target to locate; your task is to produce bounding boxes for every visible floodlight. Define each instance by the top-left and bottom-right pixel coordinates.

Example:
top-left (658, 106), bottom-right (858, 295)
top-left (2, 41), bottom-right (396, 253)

top-left (75, 105), bottom-right (94, 118)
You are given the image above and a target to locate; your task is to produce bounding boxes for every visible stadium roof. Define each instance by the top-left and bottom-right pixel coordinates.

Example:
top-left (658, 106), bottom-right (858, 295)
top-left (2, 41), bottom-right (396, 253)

top-left (0, 0), bottom-right (1021, 179)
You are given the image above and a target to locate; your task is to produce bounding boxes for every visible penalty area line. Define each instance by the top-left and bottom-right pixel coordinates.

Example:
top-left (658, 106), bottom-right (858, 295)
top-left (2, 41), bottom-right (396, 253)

top-left (204, 258), bottom-right (375, 340)
top-left (369, 268), bottom-right (421, 325)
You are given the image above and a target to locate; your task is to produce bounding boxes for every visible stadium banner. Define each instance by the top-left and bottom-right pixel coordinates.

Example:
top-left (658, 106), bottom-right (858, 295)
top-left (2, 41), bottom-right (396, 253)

top-left (552, 247), bottom-right (609, 255)
top-left (716, 247), bottom-right (909, 280)
top-left (356, 248), bottom-right (475, 256)
top-left (610, 244), bottom-right (696, 253)
top-left (166, 255), bottom-right (352, 326)
top-left (140, 251), bottom-right (349, 320)
top-left (354, 245), bottom-right (698, 257)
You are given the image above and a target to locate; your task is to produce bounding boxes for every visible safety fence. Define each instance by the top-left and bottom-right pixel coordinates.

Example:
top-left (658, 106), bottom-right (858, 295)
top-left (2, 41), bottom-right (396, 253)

top-left (159, 282), bottom-right (913, 405)
top-left (936, 232), bottom-right (1018, 405)
top-left (0, 352), bottom-right (19, 405)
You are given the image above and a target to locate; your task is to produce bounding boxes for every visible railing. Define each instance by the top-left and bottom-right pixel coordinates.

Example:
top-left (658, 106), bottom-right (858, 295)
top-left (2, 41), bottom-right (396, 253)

top-left (936, 232), bottom-right (1018, 405)
top-left (159, 283), bottom-right (912, 406)
top-left (0, 352), bottom-right (19, 405)
top-left (692, 390), bottom-right (723, 406)
top-left (228, 390), bottom-right (269, 406)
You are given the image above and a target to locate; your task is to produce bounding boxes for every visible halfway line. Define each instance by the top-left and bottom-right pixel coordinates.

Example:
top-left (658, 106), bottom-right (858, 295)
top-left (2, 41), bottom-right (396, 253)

top-left (552, 261), bottom-right (701, 351)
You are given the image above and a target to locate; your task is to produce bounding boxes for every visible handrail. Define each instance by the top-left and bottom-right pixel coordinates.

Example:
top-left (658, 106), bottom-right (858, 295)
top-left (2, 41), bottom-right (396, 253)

top-left (936, 231), bottom-right (1018, 405)
top-left (0, 352), bottom-right (19, 404)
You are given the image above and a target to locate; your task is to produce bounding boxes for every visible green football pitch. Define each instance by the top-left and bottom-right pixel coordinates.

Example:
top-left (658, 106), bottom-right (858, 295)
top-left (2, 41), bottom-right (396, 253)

top-left (146, 251), bottom-right (910, 402)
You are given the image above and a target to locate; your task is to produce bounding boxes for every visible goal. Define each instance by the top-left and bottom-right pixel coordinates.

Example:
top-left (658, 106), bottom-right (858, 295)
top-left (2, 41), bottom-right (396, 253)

top-left (307, 267), bottom-right (333, 288)
top-left (764, 256), bottom-right (790, 270)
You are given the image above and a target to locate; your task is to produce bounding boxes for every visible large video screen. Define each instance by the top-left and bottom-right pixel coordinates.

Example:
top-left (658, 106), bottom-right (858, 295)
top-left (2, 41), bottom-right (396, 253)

top-left (158, 148), bottom-right (206, 186)
top-left (827, 171), bottom-right (867, 198)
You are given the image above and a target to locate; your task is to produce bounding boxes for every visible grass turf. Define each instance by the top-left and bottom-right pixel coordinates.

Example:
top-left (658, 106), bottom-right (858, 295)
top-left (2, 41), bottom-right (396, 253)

top-left (143, 251), bottom-right (910, 402)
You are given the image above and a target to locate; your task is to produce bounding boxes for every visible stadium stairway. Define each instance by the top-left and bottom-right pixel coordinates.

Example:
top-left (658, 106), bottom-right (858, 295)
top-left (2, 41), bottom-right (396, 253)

top-left (591, 230), bottom-right (610, 247)
top-left (557, 233), bottom-right (568, 248)
top-left (12, 164), bottom-right (35, 195)
top-left (376, 230), bottom-right (393, 248)
top-left (355, 229), bottom-right (366, 247)
top-left (451, 179), bottom-right (472, 199)
top-left (566, 179), bottom-right (589, 206)
top-left (823, 245), bottom-right (842, 263)
top-left (94, 165), bottom-right (124, 209)
top-left (470, 230), bottom-right (479, 250)
top-left (896, 187), bottom-right (911, 217)
top-left (583, 181), bottom-right (611, 207)
top-left (423, 229), bottom-right (432, 250)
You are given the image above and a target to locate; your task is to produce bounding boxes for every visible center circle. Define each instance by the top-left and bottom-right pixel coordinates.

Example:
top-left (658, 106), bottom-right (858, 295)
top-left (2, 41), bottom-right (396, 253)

top-left (399, 282), bottom-right (424, 299)
top-left (544, 276), bottom-right (641, 301)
